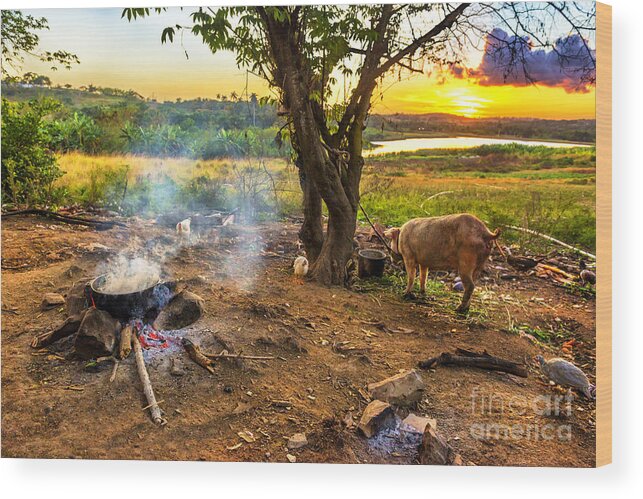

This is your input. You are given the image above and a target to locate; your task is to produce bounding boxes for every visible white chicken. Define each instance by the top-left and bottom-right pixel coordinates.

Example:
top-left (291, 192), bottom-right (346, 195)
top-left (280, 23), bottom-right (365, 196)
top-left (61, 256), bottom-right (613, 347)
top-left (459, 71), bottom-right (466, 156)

top-left (176, 217), bottom-right (191, 243)
top-left (293, 256), bottom-right (309, 278)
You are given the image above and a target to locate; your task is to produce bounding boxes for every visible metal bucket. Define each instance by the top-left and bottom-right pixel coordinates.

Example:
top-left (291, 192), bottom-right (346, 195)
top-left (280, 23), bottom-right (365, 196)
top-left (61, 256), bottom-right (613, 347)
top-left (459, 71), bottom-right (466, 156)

top-left (357, 248), bottom-right (388, 278)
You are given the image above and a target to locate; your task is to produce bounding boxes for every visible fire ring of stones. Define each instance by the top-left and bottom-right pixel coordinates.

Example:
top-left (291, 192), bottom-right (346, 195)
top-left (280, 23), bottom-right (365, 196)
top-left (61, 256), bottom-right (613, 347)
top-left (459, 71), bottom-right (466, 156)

top-left (31, 270), bottom-right (206, 426)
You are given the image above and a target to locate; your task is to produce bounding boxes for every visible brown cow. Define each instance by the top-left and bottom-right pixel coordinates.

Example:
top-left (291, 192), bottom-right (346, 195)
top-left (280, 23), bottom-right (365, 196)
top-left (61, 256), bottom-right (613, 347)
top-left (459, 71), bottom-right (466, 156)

top-left (384, 214), bottom-right (500, 314)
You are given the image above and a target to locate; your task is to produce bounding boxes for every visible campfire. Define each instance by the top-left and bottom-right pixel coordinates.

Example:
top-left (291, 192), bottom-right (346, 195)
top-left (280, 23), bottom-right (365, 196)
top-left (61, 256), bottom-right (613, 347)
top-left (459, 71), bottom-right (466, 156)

top-left (31, 256), bottom-right (208, 424)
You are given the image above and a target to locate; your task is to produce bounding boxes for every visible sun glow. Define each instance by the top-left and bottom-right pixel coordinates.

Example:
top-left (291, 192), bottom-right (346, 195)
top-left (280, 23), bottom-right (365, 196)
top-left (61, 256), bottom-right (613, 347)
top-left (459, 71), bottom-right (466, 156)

top-left (445, 89), bottom-right (491, 118)
top-left (373, 75), bottom-right (595, 119)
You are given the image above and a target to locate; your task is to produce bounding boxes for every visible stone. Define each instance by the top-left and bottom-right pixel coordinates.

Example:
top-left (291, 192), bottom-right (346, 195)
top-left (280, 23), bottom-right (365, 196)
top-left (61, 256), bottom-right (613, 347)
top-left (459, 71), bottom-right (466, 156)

top-left (357, 400), bottom-right (396, 438)
top-left (402, 413), bottom-right (437, 434)
top-left (64, 264), bottom-right (85, 279)
top-left (65, 281), bottom-right (89, 317)
top-left (153, 290), bottom-right (204, 330)
top-left (418, 426), bottom-right (457, 465)
top-left (73, 308), bottom-right (119, 359)
top-left (287, 433), bottom-right (308, 449)
top-left (41, 293), bottom-right (65, 310)
top-left (367, 370), bottom-right (425, 406)
top-left (286, 454), bottom-right (297, 463)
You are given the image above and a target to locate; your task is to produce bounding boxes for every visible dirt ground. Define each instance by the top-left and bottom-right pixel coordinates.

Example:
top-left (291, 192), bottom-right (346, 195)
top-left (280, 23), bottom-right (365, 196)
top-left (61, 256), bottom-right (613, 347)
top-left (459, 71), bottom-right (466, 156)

top-left (1, 213), bottom-right (596, 466)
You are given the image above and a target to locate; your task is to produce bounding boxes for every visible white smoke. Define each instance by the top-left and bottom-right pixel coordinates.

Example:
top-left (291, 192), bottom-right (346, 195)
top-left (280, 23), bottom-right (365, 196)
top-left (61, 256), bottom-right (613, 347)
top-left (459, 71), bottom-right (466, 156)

top-left (97, 254), bottom-right (161, 294)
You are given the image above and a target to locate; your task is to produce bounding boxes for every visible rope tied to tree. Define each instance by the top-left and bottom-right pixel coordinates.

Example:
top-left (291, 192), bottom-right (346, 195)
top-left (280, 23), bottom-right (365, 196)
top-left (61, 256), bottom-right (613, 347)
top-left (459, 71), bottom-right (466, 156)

top-left (321, 142), bottom-right (350, 175)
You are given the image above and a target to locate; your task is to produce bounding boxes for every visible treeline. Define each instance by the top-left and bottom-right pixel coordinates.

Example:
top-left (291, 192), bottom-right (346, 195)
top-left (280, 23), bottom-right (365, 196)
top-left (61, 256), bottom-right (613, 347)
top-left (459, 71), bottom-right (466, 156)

top-left (366, 113), bottom-right (596, 144)
top-left (1, 80), bottom-right (289, 159)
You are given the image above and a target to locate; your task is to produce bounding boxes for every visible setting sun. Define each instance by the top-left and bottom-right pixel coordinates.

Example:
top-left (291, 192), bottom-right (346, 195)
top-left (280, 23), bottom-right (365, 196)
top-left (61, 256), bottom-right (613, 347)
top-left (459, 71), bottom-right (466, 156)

top-left (373, 75), bottom-right (595, 119)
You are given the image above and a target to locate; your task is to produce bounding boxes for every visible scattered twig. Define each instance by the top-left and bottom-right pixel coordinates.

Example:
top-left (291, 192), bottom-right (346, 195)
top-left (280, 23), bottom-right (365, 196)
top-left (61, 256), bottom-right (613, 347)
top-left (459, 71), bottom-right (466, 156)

top-left (204, 352), bottom-right (275, 361)
top-left (2, 208), bottom-right (127, 229)
top-left (142, 399), bottom-right (165, 412)
top-left (182, 338), bottom-right (215, 373)
top-left (537, 263), bottom-right (575, 280)
top-left (109, 360), bottom-right (120, 383)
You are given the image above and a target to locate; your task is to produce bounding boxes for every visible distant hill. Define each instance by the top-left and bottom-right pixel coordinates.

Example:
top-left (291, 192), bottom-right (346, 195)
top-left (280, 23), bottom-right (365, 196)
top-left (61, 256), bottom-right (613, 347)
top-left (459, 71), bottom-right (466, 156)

top-left (1, 81), bottom-right (595, 145)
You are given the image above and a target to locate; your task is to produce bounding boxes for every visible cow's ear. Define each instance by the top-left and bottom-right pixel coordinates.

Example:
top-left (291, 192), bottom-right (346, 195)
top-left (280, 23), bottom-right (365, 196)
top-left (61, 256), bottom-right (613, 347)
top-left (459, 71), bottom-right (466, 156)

top-left (384, 227), bottom-right (400, 240)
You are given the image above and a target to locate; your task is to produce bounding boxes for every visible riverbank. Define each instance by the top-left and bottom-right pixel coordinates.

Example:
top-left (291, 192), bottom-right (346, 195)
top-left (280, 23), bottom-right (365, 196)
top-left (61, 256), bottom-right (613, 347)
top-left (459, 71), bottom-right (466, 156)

top-left (365, 136), bottom-right (594, 156)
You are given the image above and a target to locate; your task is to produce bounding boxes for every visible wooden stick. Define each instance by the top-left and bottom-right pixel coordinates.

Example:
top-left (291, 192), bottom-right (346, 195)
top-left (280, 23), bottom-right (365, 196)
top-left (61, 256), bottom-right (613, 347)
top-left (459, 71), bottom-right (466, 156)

top-left (358, 202), bottom-right (394, 254)
top-left (182, 338), bottom-right (215, 373)
top-left (109, 360), bottom-right (120, 383)
top-left (131, 334), bottom-right (165, 425)
top-left (418, 348), bottom-right (529, 378)
top-left (502, 225), bottom-right (596, 260)
top-left (203, 352), bottom-right (275, 361)
top-left (2, 208), bottom-right (127, 228)
top-left (537, 263), bottom-right (575, 280)
top-left (118, 324), bottom-right (133, 360)
top-left (31, 311), bottom-right (86, 348)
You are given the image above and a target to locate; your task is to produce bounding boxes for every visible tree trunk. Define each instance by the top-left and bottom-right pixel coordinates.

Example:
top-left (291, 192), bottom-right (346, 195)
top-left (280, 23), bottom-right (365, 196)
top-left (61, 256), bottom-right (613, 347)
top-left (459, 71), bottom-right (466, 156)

top-left (310, 206), bottom-right (356, 285)
top-left (296, 155), bottom-right (324, 264)
top-left (259, 9), bottom-right (365, 285)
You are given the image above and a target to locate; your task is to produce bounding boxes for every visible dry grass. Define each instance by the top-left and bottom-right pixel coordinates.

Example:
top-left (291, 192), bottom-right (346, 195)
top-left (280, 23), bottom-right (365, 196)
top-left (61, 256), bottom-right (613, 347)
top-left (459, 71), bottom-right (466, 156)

top-left (56, 152), bottom-right (290, 187)
top-left (54, 150), bottom-right (595, 252)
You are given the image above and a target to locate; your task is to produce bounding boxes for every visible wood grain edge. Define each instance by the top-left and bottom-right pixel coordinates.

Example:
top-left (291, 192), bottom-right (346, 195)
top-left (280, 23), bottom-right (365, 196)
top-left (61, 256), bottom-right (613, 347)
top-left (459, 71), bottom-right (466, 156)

top-left (596, 1), bottom-right (612, 468)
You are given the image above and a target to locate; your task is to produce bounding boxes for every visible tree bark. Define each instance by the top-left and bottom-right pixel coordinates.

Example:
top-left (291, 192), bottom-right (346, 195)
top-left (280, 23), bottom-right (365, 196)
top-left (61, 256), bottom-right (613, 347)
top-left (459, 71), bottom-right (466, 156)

top-left (296, 155), bottom-right (324, 264)
top-left (309, 207), bottom-right (356, 285)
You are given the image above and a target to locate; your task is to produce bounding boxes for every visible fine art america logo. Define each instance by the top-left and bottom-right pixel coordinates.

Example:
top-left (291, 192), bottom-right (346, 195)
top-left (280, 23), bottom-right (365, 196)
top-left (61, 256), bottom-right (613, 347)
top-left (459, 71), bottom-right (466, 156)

top-left (469, 387), bottom-right (573, 442)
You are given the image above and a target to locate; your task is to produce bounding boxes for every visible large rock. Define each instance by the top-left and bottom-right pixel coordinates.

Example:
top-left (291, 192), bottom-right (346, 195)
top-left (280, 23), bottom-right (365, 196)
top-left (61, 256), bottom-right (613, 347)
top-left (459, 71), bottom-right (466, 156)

top-left (153, 290), bottom-right (204, 330)
top-left (357, 400), bottom-right (396, 438)
top-left (287, 433), bottom-right (308, 449)
top-left (73, 308), bottom-right (119, 359)
top-left (402, 413), bottom-right (437, 434)
top-left (367, 370), bottom-right (425, 406)
top-left (41, 293), bottom-right (65, 310)
top-left (418, 426), bottom-right (459, 465)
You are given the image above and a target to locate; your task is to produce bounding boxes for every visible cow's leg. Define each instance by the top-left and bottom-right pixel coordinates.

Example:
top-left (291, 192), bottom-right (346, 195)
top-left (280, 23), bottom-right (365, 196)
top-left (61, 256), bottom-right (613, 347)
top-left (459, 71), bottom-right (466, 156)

top-left (456, 251), bottom-right (477, 314)
top-left (419, 265), bottom-right (428, 294)
top-left (403, 257), bottom-right (417, 299)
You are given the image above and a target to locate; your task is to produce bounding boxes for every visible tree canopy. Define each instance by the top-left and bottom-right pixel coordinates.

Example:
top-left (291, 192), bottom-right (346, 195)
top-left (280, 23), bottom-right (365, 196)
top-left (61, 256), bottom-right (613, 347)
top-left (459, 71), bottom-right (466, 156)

top-left (1, 10), bottom-right (79, 75)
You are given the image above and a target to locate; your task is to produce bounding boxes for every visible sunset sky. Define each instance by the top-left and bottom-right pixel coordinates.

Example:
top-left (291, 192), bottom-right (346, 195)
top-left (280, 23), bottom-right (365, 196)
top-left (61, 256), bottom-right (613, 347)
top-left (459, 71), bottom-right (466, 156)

top-left (16, 7), bottom-right (596, 119)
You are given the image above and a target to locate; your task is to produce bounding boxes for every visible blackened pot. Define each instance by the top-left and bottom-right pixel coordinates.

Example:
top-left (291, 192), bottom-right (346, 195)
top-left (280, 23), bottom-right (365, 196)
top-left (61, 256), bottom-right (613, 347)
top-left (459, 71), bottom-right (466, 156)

top-left (88, 275), bottom-right (174, 321)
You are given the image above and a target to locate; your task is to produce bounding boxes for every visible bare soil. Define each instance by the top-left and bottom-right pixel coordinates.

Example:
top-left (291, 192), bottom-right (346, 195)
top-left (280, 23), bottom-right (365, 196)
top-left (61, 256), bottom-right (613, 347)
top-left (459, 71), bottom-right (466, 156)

top-left (1, 214), bottom-right (596, 466)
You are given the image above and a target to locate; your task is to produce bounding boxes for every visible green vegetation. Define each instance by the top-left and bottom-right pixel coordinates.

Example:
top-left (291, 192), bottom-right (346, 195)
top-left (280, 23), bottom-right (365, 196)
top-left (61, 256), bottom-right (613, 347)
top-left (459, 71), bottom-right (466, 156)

top-left (0, 83), bottom-right (595, 254)
top-left (360, 146), bottom-right (596, 252)
top-left (1, 97), bottom-right (64, 205)
top-left (1, 80), bottom-right (289, 159)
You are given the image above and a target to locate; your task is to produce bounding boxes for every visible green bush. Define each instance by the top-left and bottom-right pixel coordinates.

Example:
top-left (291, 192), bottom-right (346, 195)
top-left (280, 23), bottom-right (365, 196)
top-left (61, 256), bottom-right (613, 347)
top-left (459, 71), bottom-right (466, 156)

top-left (1, 97), bottom-right (63, 206)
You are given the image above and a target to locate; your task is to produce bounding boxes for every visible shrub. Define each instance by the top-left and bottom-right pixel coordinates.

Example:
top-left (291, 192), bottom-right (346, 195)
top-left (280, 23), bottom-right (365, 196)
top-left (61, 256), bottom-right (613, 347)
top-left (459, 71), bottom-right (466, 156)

top-left (1, 97), bottom-right (63, 206)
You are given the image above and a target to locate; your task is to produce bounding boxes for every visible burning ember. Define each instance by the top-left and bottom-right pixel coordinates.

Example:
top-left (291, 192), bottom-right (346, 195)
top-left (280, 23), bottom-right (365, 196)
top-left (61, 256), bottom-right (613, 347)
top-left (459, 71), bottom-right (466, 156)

top-left (129, 319), bottom-right (181, 350)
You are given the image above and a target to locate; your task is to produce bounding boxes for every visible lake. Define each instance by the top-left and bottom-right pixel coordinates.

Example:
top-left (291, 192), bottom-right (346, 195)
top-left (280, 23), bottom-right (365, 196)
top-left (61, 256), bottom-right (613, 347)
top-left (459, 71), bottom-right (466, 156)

top-left (364, 136), bottom-right (592, 156)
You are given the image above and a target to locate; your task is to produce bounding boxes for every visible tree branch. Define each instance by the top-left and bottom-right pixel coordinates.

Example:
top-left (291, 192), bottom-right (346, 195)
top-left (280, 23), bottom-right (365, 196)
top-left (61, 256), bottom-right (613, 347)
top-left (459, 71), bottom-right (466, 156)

top-left (377, 3), bottom-right (470, 77)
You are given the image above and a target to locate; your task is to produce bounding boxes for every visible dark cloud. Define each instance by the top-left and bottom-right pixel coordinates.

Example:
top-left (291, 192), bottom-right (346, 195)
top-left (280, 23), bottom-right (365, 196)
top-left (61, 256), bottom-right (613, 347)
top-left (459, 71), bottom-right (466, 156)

top-left (450, 28), bottom-right (595, 93)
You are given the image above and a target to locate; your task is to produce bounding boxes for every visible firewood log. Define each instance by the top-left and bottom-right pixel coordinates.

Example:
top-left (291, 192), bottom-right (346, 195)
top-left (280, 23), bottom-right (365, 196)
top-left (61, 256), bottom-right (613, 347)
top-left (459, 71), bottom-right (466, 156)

top-left (131, 333), bottom-right (165, 424)
top-left (118, 325), bottom-right (133, 359)
top-left (182, 338), bottom-right (215, 374)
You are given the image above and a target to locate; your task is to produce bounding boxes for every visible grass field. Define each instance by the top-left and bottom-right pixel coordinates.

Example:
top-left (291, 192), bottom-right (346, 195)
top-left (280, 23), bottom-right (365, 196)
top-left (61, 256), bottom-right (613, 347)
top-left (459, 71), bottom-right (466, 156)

top-left (55, 144), bottom-right (596, 253)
